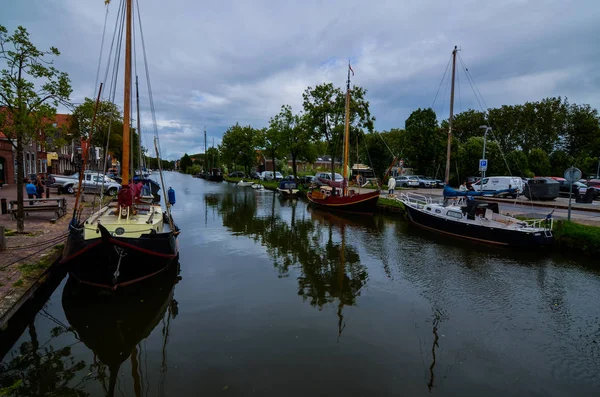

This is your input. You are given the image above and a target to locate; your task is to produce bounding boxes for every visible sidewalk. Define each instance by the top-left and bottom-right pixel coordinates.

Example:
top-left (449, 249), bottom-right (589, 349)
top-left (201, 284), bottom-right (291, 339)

top-left (0, 184), bottom-right (99, 328)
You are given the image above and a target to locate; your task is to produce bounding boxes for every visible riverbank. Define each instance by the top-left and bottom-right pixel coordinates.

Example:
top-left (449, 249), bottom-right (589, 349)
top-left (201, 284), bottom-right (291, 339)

top-left (0, 185), bottom-right (99, 329)
top-left (223, 177), bottom-right (600, 257)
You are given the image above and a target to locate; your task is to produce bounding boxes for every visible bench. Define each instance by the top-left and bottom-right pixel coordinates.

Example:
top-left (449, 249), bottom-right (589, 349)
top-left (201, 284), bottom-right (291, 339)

top-left (9, 198), bottom-right (68, 222)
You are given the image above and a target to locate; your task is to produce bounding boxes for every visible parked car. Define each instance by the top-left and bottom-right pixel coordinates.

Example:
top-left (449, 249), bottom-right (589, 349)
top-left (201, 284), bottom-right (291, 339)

top-left (395, 175), bottom-right (419, 187)
top-left (228, 171), bottom-right (245, 178)
top-left (426, 177), bottom-right (445, 188)
top-left (298, 175), bottom-right (315, 185)
top-left (315, 172), bottom-right (344, 185)
top-left (260, 171), bottom-right (274, 181)
top-left (248, 171), bottom-right (260, 179)
top-left (413, 175), bottom-right (438, 188)
top-left (74, 173), bottom-right (121, 196)
top-left (47, 172), bottom-right (79, 193)
top-left (274, 172), bottom-right (284, 181)
top-left (558, 180), bottom-right (586, 194)
top-left (470, 176), bottom-right (524, 198)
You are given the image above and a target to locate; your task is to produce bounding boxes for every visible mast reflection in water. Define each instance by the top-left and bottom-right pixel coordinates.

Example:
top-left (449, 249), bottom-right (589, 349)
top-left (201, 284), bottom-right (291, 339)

top-left (206, 191), bottom-right (370, 338)
top-left (61, 262), bottom-right (181, 397)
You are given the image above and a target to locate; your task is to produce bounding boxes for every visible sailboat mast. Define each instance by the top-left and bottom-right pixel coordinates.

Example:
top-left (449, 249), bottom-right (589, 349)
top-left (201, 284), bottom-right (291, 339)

top-left (444, 46), bottom-right (457, 186)
top-left (343, 63), bottom-right (351, 193)
top-left (204, 127), bottom-right (207, 170)
top-left (121, 0), bottom-right (132, 186)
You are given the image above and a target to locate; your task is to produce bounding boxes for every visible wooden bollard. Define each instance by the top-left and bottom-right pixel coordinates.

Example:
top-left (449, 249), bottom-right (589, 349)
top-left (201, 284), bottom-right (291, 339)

top-left (0, 226), bottom-right (6, 252)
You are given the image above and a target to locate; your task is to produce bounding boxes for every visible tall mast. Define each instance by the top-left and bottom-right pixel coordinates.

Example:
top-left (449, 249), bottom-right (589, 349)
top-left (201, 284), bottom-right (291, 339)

top-left (121, 0), bottom-right (132, 186)
top-left (204, 127), bottom-right (207, 169)
top-left (444, 46), bottom-right (457, 186)
top-left (343, 62), bottom-right (352, 194)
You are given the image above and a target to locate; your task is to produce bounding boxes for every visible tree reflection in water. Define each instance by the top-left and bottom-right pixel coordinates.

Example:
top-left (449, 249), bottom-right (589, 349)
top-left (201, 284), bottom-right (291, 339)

top-left (208, 191), bottom-right (368, 338)
top-left (0, 322), bottom-right (88, 396)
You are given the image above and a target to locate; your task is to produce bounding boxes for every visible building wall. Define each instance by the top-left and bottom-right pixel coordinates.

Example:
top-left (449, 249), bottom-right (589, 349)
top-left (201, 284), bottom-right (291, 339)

top-left (0, 139), bottom-right (15, 185)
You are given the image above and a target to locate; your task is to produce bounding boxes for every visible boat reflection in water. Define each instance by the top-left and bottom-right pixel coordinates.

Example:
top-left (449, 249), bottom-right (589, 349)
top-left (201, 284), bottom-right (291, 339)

top-left (210, 189), bottom-right (369, 338)
top-left (62, 261), bottom-right (181, 397)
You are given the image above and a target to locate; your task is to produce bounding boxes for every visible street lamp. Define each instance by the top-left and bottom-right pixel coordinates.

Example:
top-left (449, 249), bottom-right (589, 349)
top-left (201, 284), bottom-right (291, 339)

top-left (479, 125), bottom-right (492, 191)
top-left (596, 156), bottom-right (600, 179)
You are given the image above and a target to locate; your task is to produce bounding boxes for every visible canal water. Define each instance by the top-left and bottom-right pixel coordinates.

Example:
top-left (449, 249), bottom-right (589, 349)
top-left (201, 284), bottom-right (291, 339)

top-left (1, 172), bottom-right (599, 396)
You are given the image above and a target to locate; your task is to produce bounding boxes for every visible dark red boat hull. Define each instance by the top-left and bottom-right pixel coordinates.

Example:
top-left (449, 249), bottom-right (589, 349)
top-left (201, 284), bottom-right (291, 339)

top-left (306, 189), bottom-right (380, 214)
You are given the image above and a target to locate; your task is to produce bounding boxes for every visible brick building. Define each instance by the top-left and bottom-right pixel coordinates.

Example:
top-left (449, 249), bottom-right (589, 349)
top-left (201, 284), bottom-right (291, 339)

top-left (0, 131), bottom-right (15, 185)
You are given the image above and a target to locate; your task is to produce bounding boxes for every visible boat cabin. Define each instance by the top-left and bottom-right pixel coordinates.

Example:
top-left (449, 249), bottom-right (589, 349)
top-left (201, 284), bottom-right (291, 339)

top-left (460, 200), bottom-right (499, 220)
top-left (278, 181), bottom-right (298, 190)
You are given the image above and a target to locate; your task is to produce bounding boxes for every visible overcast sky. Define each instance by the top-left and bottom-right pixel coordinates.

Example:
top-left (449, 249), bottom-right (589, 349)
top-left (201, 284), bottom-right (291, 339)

top-left (3, 0), bottom-right (599, 160)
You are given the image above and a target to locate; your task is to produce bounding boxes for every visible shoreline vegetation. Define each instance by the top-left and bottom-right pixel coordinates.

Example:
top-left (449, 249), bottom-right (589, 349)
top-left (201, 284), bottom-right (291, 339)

top-left (223, 176), bottom-right (600, 257)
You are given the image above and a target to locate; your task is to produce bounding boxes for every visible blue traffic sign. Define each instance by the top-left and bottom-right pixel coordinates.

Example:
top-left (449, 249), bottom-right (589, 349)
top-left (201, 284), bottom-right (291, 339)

top-left (479, 159), bottom-right (488, 171)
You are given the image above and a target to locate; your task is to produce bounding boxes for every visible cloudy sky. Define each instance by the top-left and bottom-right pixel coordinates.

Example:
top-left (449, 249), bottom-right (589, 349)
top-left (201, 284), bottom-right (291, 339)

top-left (3, 0), bottom-right (599, 160)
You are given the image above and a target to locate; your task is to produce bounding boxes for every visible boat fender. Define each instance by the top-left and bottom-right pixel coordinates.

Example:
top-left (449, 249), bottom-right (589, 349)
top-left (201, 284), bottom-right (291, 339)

top-left (168, 187), bottom-right (176, 206)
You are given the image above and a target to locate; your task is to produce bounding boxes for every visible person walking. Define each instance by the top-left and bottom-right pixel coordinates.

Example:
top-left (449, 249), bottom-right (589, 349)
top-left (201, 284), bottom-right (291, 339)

top-left (25, 178), bottom-right (37, 205)
top-left (388, 176), bottom-right (396, 196)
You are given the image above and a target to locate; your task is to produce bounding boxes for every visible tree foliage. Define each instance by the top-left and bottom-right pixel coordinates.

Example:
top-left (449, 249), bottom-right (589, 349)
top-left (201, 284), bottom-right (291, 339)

top-left (0, 24), bottom-right (72, 232)
top-left (220, 123), bottom-right (258, 174)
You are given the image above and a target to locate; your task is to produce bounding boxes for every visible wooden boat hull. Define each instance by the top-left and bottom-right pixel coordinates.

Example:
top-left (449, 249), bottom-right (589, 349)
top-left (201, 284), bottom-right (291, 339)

top-left (404, 204), bottom-right (554, 247)
top-left (306, 189), bottom-right (380, 214)
top-left (62, 224), bottom-right (179, 289)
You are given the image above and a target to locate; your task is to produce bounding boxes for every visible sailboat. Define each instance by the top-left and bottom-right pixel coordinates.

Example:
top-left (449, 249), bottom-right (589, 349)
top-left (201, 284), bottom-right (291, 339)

top-left (398, 47), bottom-right (554, 247)
top-left (61, 0), bottom-right (180, 288)
top-left (306, 63), bottom-right (380, 213)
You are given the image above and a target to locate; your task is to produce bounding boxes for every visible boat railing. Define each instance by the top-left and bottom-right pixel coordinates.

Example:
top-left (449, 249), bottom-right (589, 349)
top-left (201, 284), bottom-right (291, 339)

top-left (399, 192), bottom-right (433, 206)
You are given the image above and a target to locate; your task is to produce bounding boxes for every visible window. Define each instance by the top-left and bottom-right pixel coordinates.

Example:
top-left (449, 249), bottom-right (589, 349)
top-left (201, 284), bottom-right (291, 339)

top-left (446, 210), bottom-right (463, 219)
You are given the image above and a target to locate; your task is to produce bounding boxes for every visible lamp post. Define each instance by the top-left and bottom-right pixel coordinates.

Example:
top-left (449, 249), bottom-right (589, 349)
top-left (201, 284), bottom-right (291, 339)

top-left (479, 125), bottom-right (492, 192)
top-left (596, 157), bottom-right (600, 179)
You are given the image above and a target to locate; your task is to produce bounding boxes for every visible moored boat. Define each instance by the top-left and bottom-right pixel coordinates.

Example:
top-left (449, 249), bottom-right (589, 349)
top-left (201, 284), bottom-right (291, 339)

top-left (61, 0), bottom-right (180, 289)
top-left (277, 180), bottom-right (300, 198)
top-left (397, 46), bottom-right (554, 247)
top-left (306, 63), bottom-right (380, 214)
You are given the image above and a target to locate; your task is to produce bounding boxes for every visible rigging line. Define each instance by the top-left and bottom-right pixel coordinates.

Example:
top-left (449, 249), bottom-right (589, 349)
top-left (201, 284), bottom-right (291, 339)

top-left (94, 4), bottom-right (111, 95)
top-left (374, 129), bottom-right (395, 157)
top-left (101, 0), bottom-right (125, 99)
top-left (457, 54), bottom-right (487, 114)
top-left (431, 56), bottom-right (452, 110)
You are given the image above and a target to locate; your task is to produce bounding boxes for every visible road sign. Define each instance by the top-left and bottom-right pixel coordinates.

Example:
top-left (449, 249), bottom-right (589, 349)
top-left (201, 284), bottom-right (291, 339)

top-left (398, 159), bottom-right (404, 167)
top-left (564, 167), bottom-right (582, 183)
top-left (479, 159), bottom-right (488, 172)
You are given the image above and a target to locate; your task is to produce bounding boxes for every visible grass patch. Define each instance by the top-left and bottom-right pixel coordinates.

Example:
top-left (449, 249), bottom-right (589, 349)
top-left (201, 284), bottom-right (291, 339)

top-left (12, 279), bottom-right (24, 287)
top-left (553, 220), bottom-right (600, 253)
top-left (378, 197), bottom-right (405, 209)
top-left (17, 246), bottom-right (62, 277)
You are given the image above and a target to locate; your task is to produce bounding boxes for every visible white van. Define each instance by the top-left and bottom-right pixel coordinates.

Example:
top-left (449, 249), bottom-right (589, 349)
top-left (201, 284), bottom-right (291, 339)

top-left (470, 176), bottom-right (524, 198)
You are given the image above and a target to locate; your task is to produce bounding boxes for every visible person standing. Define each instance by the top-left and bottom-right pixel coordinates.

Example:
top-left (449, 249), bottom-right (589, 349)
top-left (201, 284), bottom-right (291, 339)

top-left (35, 175), bottom-right (44, 199)
top-left (388, 176), bottom-right (396, 196)
top-left (459, 181), bottom-right (468, 192)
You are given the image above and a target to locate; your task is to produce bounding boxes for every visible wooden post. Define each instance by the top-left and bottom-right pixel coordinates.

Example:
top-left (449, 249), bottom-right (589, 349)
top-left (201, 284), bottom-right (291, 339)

top-left (0, 226), bottom-right (6, 251)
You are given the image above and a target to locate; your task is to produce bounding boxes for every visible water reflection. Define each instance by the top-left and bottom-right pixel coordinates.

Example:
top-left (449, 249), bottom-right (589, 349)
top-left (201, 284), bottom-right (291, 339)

top-left (0, 321), bottom-right (87, 396)
top-left (206, 191), bottom-right (368, 338)
top-left (61, 262), bottom-right (181, 397)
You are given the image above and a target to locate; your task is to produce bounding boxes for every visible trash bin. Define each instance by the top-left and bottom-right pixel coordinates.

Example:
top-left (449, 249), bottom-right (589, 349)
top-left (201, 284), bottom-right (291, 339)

top-left (1, 198), bottom-right (6, 215)
top-left (585, 189), bottom-right (596, 203)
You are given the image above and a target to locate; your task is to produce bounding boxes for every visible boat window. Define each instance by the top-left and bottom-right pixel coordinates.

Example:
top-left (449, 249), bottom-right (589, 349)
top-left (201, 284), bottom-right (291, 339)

top-left (446, 210), bottom-right (463, 219)
top-left (435, 209), bottom-right (441, 214)
top-left (426, 207), bottom-right (431, 211)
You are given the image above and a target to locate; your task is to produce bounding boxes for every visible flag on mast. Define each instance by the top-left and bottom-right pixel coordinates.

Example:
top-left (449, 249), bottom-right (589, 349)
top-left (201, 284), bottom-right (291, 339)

top-left (349, 63), bottom-right (354, 76)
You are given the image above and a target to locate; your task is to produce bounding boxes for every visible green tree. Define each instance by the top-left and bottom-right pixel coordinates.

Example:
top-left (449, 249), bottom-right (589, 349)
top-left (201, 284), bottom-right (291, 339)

top-left (549, 150), bottom-right (574, 177)
top-left (220, 123), bottom-right (258, 175)
top-left (70, 98), bottom-right (141, 170)
top-left (302, 82), bottom-right (374, 180)
top-left (441, 109), bottom-right (486, 143)
top-left (0, 25), bottom-right (72, 232)
top-left (402, 108), bottom-right (444, 176)
top-left (179, 153), bottom-right (192, 173)
top-left (564, 102), bottom-right (600, 159)
top-left (527, 148), bottom-right (551, 176)
top-left (272, 105), bottom-right (313, 180)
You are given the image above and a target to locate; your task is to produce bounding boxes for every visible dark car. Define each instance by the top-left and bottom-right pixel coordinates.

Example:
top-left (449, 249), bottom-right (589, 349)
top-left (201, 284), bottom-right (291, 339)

top-left (248, 171), bottom-right (260, 179)
top-left (228, 171), bottom-right (245, 178)
top-left (558, 180), bottom-right (586, 194)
